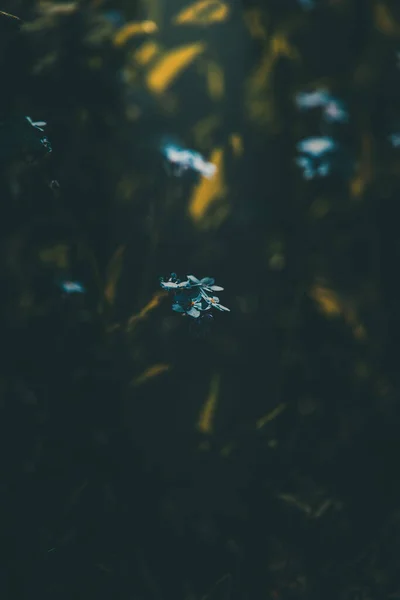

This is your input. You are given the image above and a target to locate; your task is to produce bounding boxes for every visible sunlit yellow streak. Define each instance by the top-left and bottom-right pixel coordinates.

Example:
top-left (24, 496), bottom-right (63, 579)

top-left (197, 372), bottom-right (220, 434)
top-left (256, 403), bottom-right (287, 430)
top-left (0, 9), bottom-right (21, 20)
top-left (310, 283), bottom-right (367, 340)
top-left (246, 30), bottom-right (299, 125)
top-left (131, 364), bottom-right (171, 387)
top-left (374, 3), bottom-right (400, 36)
top-left (350, 133), bottom-right (373, 200)
top-left (134, 41), bottom-right (161, 65)
top-left (206, 61), bottom-right (224, 100)
top-left (188, 148), bottom-right (224, 221)
top-left (230, 133), bottom-right (243, 156)
top-left (39, 244), bottom-right (69, 268)
top-left (311, 284), bottom-right (341, 317)
top-left (173, 0), bottom-right (229, 25)
top-left (104, 245), bottom-right (125, 305)
top-left (243, 8), bottom-right (268, 40)
top-left (127, 291), bottom-right (167, 331)
top-left (146, 43), bottom-right (205, 94)
top-left (113, 21), bottom-right (158, 47)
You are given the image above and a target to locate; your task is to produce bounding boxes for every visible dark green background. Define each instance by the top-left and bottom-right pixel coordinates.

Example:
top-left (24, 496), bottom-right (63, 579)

top-left (0, 1), bottom-right (400, 598)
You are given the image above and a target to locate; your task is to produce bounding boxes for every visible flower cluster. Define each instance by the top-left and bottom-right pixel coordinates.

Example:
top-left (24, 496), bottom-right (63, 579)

top-left (294, 87), bottom-right (350, 180)
top-left (160, 273), bottom-right (230, 319)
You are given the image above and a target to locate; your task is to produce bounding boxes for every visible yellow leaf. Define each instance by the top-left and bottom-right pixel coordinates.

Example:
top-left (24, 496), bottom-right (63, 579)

top-left (173, 0), bottom-right (229, 26)
top-left (271, 33), bottom-right (298, 60)
top-left (310, 284), bottom-right (341, 317)
top-left (39, 244), bottom-right (69, 268)
top-left (374, 3), bottom-right (400, 36)
top-left (243, 8), bottom-right (268, 40)
top-left (113, 21), bottom-right (158, 46)
top-left (206, 60), bottom-right (224, 100)
top-left (127, 291), bottom-right (167, 331)
top-left (245, 52), bottom-right (274, 125)
top-left (132, 364), bottom-right (170, 387)
top-left (0, 10), bottom-right (21, 21)
top-left (188, 147), bottom-right (225, 221)
top-left (256, 403), bottom-right (287, 430)
top-left (309, 198), bottom-right (330, 219)
top-left (350, 134), bottom-right (373, 200)
top-left (146, 43), bottom-right (205, 94)
top-left (310, 283), bottom-right (367, 340)
top-left (134, 41), bottom-right (161, 65)
top-left (229, 133), bottom-right (243, 156)
top-left (350, 175), bottom-right (365, 199)
top-left (198, 373), bottom-right (220, 434)
top-left (104, 245), bottom-right (125, 305)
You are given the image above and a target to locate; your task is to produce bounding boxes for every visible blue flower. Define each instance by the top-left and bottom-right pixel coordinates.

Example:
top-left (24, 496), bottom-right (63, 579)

top-left (323, 99), bottom-right (348, 124)
top-left (186, 275), bottom-right (224, 292)
top-left (389, 133), bottom-right (400, 147)
top-left (161, 143), bottom-right (217, 179)
top-left (295, 90), bottom-right (348, 124)
top-left (159, 273), bottom-right (192, 291)
top-left (295, 136), bottom-right (338, 179)
top-left (198, 289), bottom-right (230, 312)
top-left (297, 137), bottom-right (337, 156)
top-left (172, 290), bottom-right (211, 318)
top-left (160, 273), bottom-right (229, 320)
top-left (60, 280), bottom-right (85, 294)
top-left (295, 89), bottom-right (331, 110)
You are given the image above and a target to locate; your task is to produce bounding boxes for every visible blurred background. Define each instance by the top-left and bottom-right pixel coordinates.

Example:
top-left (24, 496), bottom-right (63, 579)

top-left (1, 0), bottom-right (400, 598)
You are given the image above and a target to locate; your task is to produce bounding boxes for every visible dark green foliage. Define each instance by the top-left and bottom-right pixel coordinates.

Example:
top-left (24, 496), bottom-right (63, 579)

top-left (1, 1), bottom-right (400, 599)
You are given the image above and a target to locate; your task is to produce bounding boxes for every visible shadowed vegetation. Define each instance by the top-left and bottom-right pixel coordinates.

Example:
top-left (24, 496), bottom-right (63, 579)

top-left (1, 1), bottom-right (400, 599)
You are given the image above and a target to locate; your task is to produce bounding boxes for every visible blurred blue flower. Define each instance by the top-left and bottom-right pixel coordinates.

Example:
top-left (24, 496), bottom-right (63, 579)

top-left (161, 143), bottom-right (216, 179)
top-left (295, 136), bottom-right (337, 179)
top-left (389, 133), bottom-right (400, 147)
top-left (295, 90), bottom-right (348, 124)
top-left (323, 99), bottom-right (348, 124)
top-left (298, 0), bottom-right (316, 11)
top-left (60, 280), bottom-right (85, 294)
top-left (297, 137), bottom-right (337, 156)
top-left (295, 89), bottom-right (331, 109)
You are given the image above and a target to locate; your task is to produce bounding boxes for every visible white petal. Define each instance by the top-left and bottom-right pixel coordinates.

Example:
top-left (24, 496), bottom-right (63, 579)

top-left (216, 304), bottom-right (230, 311)
top-left (160, 281), bottom-right (178, 290)
top-left (199, 288), bottom-right (211, 301)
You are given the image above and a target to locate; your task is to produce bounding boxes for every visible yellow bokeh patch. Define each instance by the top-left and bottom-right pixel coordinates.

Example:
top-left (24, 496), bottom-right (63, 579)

top-left (104, 245), bottom-right (125, 305)
top-left (188, 147), bottom-right (225, 222)
top-left (173, 0), bottom-right (229, 26)
top-left (197, 372), bottom-right (220, 434)
top-left (146, 43), bottom-right (205, 94)
top-left (131, 364), bottom-right (171, 387)
top-left (113, 21), bottom-right (158, 47)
